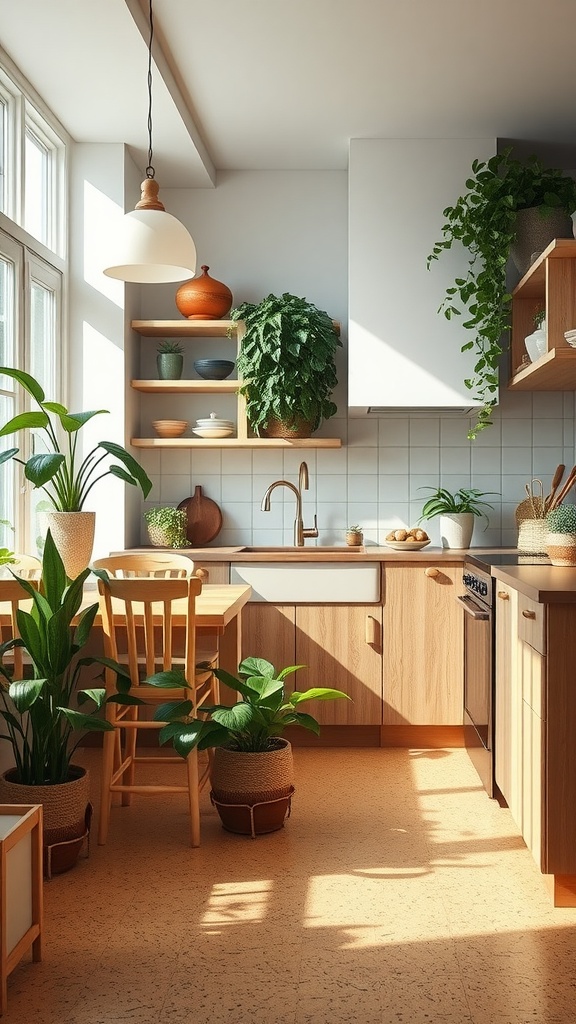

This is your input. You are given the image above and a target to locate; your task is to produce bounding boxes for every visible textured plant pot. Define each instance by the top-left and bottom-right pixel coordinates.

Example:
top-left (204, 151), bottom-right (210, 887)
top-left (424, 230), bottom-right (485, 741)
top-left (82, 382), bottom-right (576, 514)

top-left (545, 532), bottom-right (576, 566)
top-left (45, 510), bottom-right (95, 580)
top-left (510, 206), bottom-right (573, 276)
top-left (0, 765), bottom-right (91, 876)
top-left (157, 353), bottom-right (184, 380)
top-left (439, 513), bottom-right (474, 550)
top-left (210, 739), bottom-right (295, 836)
top-left (175, 265), bottom-right (233, 320)
top-left (262, 416), bottom-right (315, 439)
top-left (346, 532), bottom-right (363, 547)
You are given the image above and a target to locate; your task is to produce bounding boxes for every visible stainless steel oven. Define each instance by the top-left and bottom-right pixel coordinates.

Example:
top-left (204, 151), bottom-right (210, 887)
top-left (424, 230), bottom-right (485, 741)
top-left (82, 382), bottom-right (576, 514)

top-left (457, 564), bottom-right (494, 797)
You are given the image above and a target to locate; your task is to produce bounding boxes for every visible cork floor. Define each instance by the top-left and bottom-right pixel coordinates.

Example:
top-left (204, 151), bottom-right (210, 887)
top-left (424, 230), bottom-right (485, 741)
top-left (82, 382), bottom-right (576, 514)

top-left (7, 746), bottom-right (576, 1024)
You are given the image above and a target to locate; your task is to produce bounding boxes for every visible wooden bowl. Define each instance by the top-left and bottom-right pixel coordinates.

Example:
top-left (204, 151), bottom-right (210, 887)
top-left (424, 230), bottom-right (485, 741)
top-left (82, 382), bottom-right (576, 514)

top-left (152, 419), bottom-right (188, 438)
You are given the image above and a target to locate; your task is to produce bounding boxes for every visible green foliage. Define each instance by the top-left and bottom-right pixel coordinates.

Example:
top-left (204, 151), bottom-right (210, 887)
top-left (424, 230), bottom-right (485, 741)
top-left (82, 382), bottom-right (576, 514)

top-left (419, 486), bottom-right (496, 525)
top-left (428, 149), bottom-right (576, 438)
top-left (347, 525), bottom-right (362, 533)
top-left (533, 309), bottom-right (546, 329)
top-left (142, 656), bottom-right (350, 757)
top-left (144, 506), bottom-right (188, 548)
top-left (0, 531), bottom-right (130, 785)
top-left (229, 293), bottom-right (341, 435)
top-left (546, 504), bottom-right (576, 533)
top-left (0, 367), bottom-right (152, 511)
top-left (157, 340), bottom-right (183, 355)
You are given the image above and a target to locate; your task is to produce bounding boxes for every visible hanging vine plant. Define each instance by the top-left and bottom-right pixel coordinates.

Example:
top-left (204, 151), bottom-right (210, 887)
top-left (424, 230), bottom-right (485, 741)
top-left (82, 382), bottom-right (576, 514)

top-left (428, 148), bottom-right (576, 439)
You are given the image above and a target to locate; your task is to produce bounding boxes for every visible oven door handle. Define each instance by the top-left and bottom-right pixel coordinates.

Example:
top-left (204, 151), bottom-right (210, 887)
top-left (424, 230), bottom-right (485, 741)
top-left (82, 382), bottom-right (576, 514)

top-left (456, 594), bottom-right (490, 620)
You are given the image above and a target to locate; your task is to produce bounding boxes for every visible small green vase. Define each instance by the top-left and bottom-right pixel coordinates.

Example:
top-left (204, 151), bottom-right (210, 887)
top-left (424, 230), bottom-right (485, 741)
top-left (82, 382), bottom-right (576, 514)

top-left (157, 353), bottom-right (184, 380)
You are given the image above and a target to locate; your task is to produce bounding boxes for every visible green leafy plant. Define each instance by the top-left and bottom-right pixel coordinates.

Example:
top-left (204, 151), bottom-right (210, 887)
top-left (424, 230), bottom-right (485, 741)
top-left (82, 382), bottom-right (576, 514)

top-left (0, 367), bottom-right (152, 511)
top-left (141, 656), bottom-right (350, 757)
top-left (533, 309), bottom-right (546, 329)
top-left (419, 486), bottom-right (496, 527)
top-left (229, 293), bottom-right (341, 435)
top-left (428, 149), bottom-right (576, 438)
top-left (0, 531), bottom-right (131, 785)
top-left (546, 504), bottom-right (576, 533)
top-left (0, 519), bottom-right (15, 568)
top-left (347, 525), bottom-right (362, 534)
top-left (144, 506), bottom-right (188, 548)
top-left (157, 340), bottom-right (183, 355)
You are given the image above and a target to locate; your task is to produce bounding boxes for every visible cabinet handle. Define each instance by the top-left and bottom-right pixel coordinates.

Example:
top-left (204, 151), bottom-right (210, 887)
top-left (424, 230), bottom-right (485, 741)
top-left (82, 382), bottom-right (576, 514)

top-left (497, 591), bottom-right (509, 600)
top-left (365, 615), bottom-right (378, 646)
top-left (424, 567), bottom-right (440, 578)
top-left (522, 609), bottom-right (536, 619)
top-left (194, 567), bottom-right (209, 582)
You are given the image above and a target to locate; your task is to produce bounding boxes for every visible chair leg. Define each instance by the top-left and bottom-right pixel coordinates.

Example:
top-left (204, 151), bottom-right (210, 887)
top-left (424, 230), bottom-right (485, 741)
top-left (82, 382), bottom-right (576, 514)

top-left (123, 707), bottom-right (138, 805)
top-left (186, 748), bottom-right (201, 848)
top-left (98, 728), bottom-right (116, 845)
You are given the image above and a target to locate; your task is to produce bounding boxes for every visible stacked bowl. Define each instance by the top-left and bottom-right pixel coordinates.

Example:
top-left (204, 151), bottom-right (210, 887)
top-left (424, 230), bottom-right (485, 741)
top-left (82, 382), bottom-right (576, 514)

top-left (564, 329), bottom-right (576, 349)
top-left (193, 413), bottom-right (234, 438)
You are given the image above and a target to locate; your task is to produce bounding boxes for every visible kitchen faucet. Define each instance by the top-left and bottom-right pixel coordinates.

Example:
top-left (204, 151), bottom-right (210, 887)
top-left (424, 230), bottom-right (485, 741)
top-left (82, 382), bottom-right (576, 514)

top-left (260, 461), bottom-right (319, 546)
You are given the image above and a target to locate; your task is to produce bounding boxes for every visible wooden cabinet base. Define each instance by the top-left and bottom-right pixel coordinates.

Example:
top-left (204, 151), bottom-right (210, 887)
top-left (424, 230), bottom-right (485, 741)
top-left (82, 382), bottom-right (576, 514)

top-left (286, 725), bottom-right (465, 748)
top-left (544, 874), bottom-right (576, 908)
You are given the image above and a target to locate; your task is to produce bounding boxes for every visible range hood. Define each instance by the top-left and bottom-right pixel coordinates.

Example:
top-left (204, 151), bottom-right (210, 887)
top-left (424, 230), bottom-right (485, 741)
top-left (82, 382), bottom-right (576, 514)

top-left (366, 406), bottom-right (475, 416)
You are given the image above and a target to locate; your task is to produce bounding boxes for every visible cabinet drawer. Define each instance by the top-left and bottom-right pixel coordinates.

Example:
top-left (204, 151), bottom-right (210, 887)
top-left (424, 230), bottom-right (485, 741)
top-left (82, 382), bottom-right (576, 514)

top-left (517, 595), bottom-right (546, 655)
top-left (192, 561), bottom-right (230, 584)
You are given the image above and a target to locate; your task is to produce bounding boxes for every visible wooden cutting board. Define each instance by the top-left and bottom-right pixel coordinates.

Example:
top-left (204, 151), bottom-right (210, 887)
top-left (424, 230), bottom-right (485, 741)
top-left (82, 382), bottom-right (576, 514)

top-left (178, 486), bottom-right (223, 546)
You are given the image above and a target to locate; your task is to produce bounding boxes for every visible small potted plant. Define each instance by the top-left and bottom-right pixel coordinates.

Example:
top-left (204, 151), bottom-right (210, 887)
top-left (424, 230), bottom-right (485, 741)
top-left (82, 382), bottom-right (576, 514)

top-left (142, 656), bottom-right (350, 836)
top-left (545, 504), bottom-right (576, 565)
top-left (229, 293), bottom-right (341, 438)
top-left (345, 525), bottom-right (363, 547)
top-left (157, 339), bottom-right (184, 380)
top-left (428, 148), bottom-right (576, 437)
top-left (419, 486), bottom-right (496, 550)
top-left (144, 506), bottom-right (188, 548)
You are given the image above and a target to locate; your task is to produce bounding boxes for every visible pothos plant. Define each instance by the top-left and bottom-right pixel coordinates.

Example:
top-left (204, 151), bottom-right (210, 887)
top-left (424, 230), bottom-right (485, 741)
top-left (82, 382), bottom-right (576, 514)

top-left (228, 293), bottom-right (341, 435)
top-left (428, 149), bottom-right (576, 438)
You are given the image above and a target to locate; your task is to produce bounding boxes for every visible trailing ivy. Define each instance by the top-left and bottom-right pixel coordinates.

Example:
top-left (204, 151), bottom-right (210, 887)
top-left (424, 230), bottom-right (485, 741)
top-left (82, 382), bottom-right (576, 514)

top-left (428, 149), bottom-right (576, 438)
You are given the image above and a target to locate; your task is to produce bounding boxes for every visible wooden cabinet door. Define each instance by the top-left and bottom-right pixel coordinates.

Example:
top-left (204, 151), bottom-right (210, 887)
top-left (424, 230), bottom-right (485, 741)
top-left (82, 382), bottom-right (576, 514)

top-left (383, 563), bottom-right (463, 725)
top-left (294, 605), bottom-right (383, 725)
top-left (495, 582), bottom-right (521, 818)
top-left (192, 562), bottom-right (230, 585)
top-left (241, 603), bottom-right (296, 672)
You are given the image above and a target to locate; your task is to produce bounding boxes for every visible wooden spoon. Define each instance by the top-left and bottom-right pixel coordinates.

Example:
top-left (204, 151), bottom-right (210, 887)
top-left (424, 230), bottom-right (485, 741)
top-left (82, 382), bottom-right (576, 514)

top-left (545, 463), bottom-right (565, 512)
top-left (549, 465), bottom-right (576, 511)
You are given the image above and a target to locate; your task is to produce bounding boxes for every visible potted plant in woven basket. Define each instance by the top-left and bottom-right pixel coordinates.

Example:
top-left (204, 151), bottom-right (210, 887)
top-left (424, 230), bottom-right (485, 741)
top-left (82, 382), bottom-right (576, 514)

top-left (143, 656), bottom-right (350, 836)
top-left (228, 293), bottom-right (341, 438)
top-left (546, 504), bottom-right (576, 566)
top-left (144, 506), bottom-right (188, 548)
top-left (0, 531), bottom-right (129, 875)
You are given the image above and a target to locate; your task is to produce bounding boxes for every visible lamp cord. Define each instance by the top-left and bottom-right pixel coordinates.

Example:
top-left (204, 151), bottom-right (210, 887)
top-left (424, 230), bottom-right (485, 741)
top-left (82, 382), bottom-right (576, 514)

top-left (145, 0), bottom-right (155, 179)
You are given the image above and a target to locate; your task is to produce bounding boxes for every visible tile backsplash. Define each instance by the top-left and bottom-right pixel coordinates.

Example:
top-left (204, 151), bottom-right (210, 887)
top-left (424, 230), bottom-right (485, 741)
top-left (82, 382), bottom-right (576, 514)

top-left (139, 391), bottom-right (575, 550)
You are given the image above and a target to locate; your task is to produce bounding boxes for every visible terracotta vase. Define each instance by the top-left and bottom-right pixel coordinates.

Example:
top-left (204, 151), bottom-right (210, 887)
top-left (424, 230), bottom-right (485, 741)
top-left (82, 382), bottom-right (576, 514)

top-left (45, 511), bottom-right (95, 579)
top-left (175, 265), bottom-right (233, 320)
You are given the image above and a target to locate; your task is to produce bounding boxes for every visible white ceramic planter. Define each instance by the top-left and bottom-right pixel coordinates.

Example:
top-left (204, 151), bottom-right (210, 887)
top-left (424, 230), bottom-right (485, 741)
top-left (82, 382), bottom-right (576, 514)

top-left (439, 513), bottom-right (474, 550)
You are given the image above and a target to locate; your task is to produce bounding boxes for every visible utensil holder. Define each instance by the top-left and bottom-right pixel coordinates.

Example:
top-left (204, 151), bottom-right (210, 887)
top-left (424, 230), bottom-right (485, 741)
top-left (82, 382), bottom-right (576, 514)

top-left (517, 518), bottom-right (548, 555)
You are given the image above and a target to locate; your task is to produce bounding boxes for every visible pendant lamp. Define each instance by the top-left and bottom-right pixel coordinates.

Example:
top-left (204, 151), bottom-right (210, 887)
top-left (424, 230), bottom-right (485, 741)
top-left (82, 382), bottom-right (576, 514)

top-left (103, 0), bottom-right (197, 283)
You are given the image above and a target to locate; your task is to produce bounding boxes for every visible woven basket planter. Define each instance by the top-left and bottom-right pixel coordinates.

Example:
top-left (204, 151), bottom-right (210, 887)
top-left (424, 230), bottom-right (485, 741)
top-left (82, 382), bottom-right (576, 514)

top-left (0, 765), bottom-right (91, 877)
top-left (210, 739), bottom-right (295, 837)
top-left (261, 417), bottom-right (315, 440)
top-left (45, 511), bottom-right (95, 579)
top-left (546, 532), bottom-right (576, 566)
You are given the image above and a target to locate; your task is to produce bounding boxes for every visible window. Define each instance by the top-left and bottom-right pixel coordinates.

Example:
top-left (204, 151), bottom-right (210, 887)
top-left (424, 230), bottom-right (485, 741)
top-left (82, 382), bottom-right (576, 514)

top-left (0, 54), bottom-right (66, 552)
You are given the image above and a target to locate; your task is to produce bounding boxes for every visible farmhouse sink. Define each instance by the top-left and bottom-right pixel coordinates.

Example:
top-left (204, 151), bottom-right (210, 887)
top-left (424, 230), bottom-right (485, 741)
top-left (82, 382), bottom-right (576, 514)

top-left (230, 561), bottom-right (380, 603)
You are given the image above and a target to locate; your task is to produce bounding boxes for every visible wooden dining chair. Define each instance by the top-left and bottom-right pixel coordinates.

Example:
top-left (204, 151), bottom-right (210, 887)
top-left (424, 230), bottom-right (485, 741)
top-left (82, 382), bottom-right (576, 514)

top-left (7, 553), bottom-right (42, 580)
top-left (92, 552), bottom-right (194, 579)
top-left (97, 574), bottom-right (214, 847)
top-left (0, 575), bottom-right (40, 679)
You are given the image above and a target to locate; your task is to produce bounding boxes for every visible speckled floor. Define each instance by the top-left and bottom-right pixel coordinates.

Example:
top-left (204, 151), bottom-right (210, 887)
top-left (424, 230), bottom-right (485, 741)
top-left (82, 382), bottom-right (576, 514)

top-left (7, 746), bottom-right (576, 1023)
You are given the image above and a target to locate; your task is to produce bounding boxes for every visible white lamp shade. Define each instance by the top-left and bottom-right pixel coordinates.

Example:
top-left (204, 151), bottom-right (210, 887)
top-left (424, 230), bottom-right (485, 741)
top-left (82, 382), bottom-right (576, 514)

top-left (103, 208), bottom-right (197, 283)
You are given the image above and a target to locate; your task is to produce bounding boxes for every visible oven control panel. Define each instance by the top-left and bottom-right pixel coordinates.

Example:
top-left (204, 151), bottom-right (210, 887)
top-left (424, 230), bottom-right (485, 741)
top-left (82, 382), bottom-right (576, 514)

top-left (463, 572), bottom-right (490, 599)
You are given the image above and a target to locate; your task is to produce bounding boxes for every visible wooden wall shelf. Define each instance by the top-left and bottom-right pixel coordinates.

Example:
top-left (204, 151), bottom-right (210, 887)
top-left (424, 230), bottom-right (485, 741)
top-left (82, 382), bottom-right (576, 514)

top-left (131, 437), bottom-right (342, 449)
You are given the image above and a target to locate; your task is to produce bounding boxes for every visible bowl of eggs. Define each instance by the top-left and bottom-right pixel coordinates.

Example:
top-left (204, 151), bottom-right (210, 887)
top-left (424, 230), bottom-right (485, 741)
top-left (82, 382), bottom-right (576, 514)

top-left (384, 528), bottom-right (430, 551)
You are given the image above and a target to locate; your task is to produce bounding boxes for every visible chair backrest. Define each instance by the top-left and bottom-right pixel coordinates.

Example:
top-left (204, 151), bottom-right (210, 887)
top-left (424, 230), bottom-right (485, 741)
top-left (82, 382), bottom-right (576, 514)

top-left (6, 553), bottom-right (42, 580)
top-left (97, 574), bottom-right (202, 688)
top-left (93, 552), bottom-right (194, 579)
top-left (0, 576), bottom-right (39, 679)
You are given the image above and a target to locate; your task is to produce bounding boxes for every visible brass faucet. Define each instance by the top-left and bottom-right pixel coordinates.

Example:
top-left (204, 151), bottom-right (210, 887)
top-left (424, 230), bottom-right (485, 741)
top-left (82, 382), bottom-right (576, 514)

top-left (260, 461), bottom-right (319, 546)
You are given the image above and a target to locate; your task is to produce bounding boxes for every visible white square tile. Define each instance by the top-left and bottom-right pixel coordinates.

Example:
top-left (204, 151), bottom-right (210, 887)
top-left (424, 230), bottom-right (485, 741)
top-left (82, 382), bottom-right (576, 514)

top-left (222, 449), bottom-right (252, 475)
top-left (347, 474), bottom-right (378, 503)
top-left (253, 501), bottom-right (283, 530)
top-left (532, 419), bottom-right (564, 446)
top-left (222, 475), bottom-right (252, 502)
top-left (160, 450), bottom-right (191, 475)
top-left (138, 450), bottom-right (161, 474)
top-left (222, 503), bottom-right (253, 529)
top-left (532, 392), bottom-right (564, 418)
top-left (379, 446), bottom-right (409, 473)
top-left (159, 475), bottom-right (191, 502)
top-left (472, 418), bottom-right (502, 445)
top-left (347, 502), bottom-right (378, 532)
top-left (532, 448), bottom-right (565, 478)
top-left (440, 447), bottom-right (471, 475)
top-left (379, 417), bottom-right (409, 446)
top-left (283, 450), bottom-right (316, 476)
top-left (409, 418), bottom-right (440, 446)
top-left (500, 391), bottom-right (533, 418)
top-left (316, 448), bottom-right (348, 475)
top-left (440, 419), bottom-right (473, 447)
top-left (378, 474), bottom-right (409, 503)
top-left (410, 474), bottom-right (440, 502)
top-left (471, 447), bottom-right (501, 474)
top-left (501, 418), bottom-right (533, 446)
top-left (502, 447), bottom-right (532, 476)
top-left (190, 450), bottom-right (221, 475)
top-left (470, 473), bottom-right (501, 499)
top-left (377, 503), bottom-right (410, 531)
top-left (251, 528), bottom-right (284, 547)
top-left (218, 528), bottom-right (251, 547)
top-left (347, 417), bottom-right (378, 446)
top-left (347, 448), bottom-right (378, 475)
top-left (250, 450), bottom-right (284, 475)
top-left (191, 476), bottom-right (221, 502)
top-left (317, 475), bottom-right (347, 502)
top-left (143, 475), bottom-right (161, 501)
top-left (500, 474), bottom-right (529, 502)
top-left (411, 446), bottom-right (440, 474)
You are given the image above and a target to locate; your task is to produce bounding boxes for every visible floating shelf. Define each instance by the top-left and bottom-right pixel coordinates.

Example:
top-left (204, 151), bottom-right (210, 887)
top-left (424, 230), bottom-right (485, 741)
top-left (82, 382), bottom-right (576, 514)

top-left (508, 347), bottom-right (576, 391)
top-left (131, 379), bottom-right (239, 394)
top-left (131, 437), bottom-right (342, 449)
